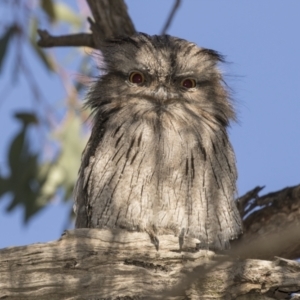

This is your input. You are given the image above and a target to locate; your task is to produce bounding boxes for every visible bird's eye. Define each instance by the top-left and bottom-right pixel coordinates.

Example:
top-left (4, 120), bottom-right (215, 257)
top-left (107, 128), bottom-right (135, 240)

top-left (129, 72), bottom-right (145, 84)
top-left (181, 78), bottom-right (196, 89)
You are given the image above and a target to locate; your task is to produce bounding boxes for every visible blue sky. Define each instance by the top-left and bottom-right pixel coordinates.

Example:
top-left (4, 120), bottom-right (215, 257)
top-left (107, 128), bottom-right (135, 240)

top-left (0, 1), bottom-right (299, 248)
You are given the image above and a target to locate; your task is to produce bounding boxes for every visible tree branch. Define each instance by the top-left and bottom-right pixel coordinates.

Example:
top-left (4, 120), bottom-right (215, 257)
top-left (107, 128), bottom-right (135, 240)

top-left (1, 229), bottom-right (300, 299)
top-left (234, 184), bottom-right (300, 259)
top-left (37, 30), bottom-right (95, 48)
top-left (38, 0), bottom-right (136, 50)
top-left (237, 185), bottom-right (265, 218)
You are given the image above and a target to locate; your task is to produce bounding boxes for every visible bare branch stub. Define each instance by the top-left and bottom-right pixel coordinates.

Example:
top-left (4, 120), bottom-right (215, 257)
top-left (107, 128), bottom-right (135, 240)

top-left (161, 0), bottom-right (182, 35)
top-left (37, 30), bottom-right (95, 48)
top-left (38, 0), bottom-right (135, 50)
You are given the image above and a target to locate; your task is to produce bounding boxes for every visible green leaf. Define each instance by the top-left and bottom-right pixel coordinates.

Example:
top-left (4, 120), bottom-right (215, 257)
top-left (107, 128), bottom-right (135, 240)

top-left (53, 2), bottom-right (82, 28)
top-left (5, 144), bottom-right (44, 222)
top-left (1, 111), bottom-right (87, 222)
top-left (0, 176), bottom-right (10, 197)
top-left (37, 162), bottom-right (65, 203)
top-left (44, 113), bottom-right (87, 201)
top-left (0, 26), bottom-right (16, 72)
top-left (29, 18), bottom-right (55, 72)
top-left (8, 112), bottom-right (38, 171)
top-left (14, 112), bottom-right (38, 125)
top-left (32, 42), bottom-right (55, 72)
top-left (8, 126), bottom-right (26, 174)
top-left (6, 153), bottom-right (39, 212)
top-left (2, 111), bottom-right (45, 222)
top-left (41, 0), bottom-right (56, 22)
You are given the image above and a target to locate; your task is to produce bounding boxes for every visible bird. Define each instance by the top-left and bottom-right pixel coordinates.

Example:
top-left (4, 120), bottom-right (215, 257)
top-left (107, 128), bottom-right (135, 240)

top-left (74, 33), bottom-right (242, 251)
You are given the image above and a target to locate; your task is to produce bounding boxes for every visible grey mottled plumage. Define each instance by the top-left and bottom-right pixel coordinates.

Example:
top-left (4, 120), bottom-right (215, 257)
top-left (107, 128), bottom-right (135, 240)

top-left (74, 33), bottom-right (242, 250)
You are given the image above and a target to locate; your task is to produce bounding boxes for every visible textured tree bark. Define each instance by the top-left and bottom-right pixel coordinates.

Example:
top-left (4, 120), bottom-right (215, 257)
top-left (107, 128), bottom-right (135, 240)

top-left (1, 228), bottom-right (300, 300)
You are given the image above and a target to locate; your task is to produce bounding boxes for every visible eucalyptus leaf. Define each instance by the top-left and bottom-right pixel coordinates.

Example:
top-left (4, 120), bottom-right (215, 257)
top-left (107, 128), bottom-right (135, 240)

top-left (14, 112), bottom-right (38, 125)
top-left (8, 112), bottom-right (38, 171)
top-left (29, 18), bottom-right (55, 72)
top-left (0, 176), bottom-right (10, 197)
top-left (1, 111), bottom-right (87, 222)
top-left (8, 127), bottom-right (26, 175)
top-left (39, 113), bottom-right (87, 204)
top-left (55, 114), bottom-right (85, 199)
top-left (38, 162), bottom-right (65, 201)
top-left (53, 3), bottom-right (82, 28)
top-left (1, 111), bottom-right (45, 222)
top-left (41, 0), bottom-right (56, 22)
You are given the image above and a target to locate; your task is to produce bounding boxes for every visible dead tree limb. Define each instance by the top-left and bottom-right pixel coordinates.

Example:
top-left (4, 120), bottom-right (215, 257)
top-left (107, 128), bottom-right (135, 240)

top-left (234, 184), bottom-right (300, 259)
top-left (1, 229), bottom-right (300, 300)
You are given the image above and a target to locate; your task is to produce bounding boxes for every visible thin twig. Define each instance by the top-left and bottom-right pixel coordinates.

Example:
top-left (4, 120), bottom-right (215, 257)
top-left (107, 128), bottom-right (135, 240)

top-left (161, 0), bottom-right (182, 35)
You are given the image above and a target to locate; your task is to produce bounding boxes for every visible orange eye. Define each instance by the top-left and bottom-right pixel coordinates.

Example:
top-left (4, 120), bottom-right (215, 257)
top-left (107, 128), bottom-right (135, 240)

top-left (129, 72), bottom-right (145, 84)
top-left (181, 78), bottom-right (196, 89)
